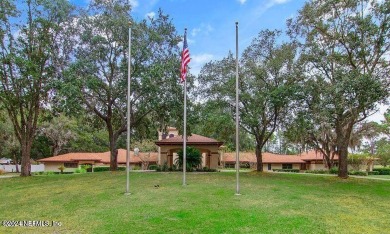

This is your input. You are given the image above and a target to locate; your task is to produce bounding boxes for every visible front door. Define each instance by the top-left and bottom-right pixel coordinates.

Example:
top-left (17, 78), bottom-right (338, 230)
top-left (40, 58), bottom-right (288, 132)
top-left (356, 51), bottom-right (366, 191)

top-left (168, 155), bottom-right (173, 167)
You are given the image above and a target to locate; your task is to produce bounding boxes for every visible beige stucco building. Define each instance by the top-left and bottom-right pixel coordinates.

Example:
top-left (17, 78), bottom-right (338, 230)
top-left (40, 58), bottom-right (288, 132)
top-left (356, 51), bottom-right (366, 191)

top-left (38, 149), bottom-right (158, 172)
top-left (155, 128), bottom-right (223, 169)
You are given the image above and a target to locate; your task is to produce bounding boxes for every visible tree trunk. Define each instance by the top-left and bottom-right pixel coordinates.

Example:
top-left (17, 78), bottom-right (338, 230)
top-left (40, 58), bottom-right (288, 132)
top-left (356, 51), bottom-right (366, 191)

top-left (20, 140), bottom-right (32, 177)
top-left (110, 144), bottom-right (118, 171)
top-left (255, 144), bottom-right (263, 172)
top-left (335, 120), bottom-right (354, 179)
top-left (13, 152), bottom-right (19, 173)
top-left (338, 144), bottom-right (349, 178)
top-left (322, 149), bottom-right (335, 169)
top-left (52, 143), bottom-right (61, 156)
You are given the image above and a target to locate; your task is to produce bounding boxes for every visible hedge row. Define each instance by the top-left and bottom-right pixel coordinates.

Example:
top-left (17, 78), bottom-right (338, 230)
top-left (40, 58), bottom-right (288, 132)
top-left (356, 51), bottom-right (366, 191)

top-left (305, 170), bottom-right (329, 174)
top-left (373, 168), bottom-right (390, 175)
top-left (305, 170), bottom-right (368, 176)
top-left (273, 169), bottom-right (300, 173)
top-left (93, 167), bottom-right (126, 172)
top-left (348, 171), bottom-right (367, 176)
top-left (156, 166), bottom-right (217, 172)
top-left (368, 171), bottom-right (380, 175)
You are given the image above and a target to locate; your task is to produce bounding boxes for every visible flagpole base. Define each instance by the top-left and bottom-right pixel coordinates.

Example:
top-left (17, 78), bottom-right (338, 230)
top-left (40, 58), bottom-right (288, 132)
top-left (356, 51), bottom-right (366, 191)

top-left (124, 192), bottom-right (131, 196)
top-left (235, 193), bottom-right (241, 196)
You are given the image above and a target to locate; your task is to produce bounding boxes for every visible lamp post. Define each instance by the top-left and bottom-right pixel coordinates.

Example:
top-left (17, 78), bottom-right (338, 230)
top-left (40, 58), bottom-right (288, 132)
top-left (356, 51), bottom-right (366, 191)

top-left (125, 22), bottom-right (132, 195)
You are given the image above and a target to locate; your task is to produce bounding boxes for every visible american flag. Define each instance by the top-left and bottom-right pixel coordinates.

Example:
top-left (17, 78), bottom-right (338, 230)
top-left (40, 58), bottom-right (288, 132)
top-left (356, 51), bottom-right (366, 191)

top-left (180, 29), bottom-right (190, 82)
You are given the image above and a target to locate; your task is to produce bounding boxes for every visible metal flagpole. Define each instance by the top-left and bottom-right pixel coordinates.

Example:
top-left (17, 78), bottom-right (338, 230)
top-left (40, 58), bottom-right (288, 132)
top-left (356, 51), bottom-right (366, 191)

top-left (183, 75), bottom-right (187, 186)
top-left (182, 28), bottom-right (187, 186)
top-left (125, 22), bottom-right (131, 195)
top-left (235, 22), bottom-right (241, 196)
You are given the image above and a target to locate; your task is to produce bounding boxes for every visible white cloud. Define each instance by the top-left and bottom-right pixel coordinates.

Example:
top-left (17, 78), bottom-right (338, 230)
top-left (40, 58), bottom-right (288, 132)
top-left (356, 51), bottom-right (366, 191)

top-left (191, 24), bottom-right (214, 37)
top-left (271, 0), bottom-right (289, 4)
top-left (129, 0), bottom-right (139, 9)
top-left (191, 53), bottom-right (214, 64)
top-left (192, 28), bottom-right (201, 37)
top-left (266, 0), bottom-right (290, 8)
top-left (237, 0), bottom-right (247, 4)
top-left (190, 53), bottom-right (214, 75)
top-left (145, 11), bottom-right (156, 19)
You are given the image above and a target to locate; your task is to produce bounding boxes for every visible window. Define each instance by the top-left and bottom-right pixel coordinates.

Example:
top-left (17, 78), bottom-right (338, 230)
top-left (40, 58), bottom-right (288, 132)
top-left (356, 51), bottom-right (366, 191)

top-left (64, 163), bottom-right (78, 168)
top-left (282, 164), bottom-right (292, 169)
top-left (267, 164), bottom-right (271, 170)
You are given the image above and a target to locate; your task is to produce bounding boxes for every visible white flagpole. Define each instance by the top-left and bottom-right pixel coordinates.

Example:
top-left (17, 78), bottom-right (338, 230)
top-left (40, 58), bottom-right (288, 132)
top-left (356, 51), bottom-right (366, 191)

top-left (235, 22), bottom-right (240, 196)
top-left (183, 30), bottom-right (187, 186)
top-left (125, 22), bottom-right (131, 195)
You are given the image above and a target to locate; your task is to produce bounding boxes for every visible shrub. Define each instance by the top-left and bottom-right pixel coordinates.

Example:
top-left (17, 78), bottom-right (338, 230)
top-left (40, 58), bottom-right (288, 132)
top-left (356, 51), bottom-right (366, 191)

top-left (94, 167), bottom-right (110, 172)
top-left (0, 169), bottom-right (5, 175)
top-left (195, 167), bottom-right (216, 172)
top-left (58, 165), bottom-right (65, 174)
top-left (46, 171), bottom-right (55, 175)
top-left (329, 167), bottom-right (338, 174)
top-left (348, 153), bottom-right (370, 171)
top-left (133, 165), bottom-right (141, 170)
top-left (305, 170), bottom-right (329, 174)
top-left (75, 168), bottom-right (86, 173)
top-left (348, 171), bottom-right (367, 176)
top-left (91, 167), bottom-right (127, 172)
top-left (368, 171), bottom-right (380, 175)
top-left (273, 169), bottom-right (299, 173)
top-left (176, 147), bottom-right (202, 170)
top-left (148, 165), bottom-right (158, 170)
top-left (373, 168), bottom-right (390, 175)
top-left (162, 162), bottom-right (169, 172)
top-left (81, 164), bottom-right (91, 171)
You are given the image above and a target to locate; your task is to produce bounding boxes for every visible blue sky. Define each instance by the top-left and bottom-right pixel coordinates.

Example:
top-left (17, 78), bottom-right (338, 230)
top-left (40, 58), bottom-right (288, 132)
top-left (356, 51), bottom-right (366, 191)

top-left (127, 0), bottom-right (306, 75)
top-left (70, 0), bottom-right (307, 75)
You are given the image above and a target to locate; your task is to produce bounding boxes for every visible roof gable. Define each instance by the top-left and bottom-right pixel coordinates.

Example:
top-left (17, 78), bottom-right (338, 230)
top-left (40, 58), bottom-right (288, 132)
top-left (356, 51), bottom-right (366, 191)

top-left (155, 134), bottom-right (223, 146)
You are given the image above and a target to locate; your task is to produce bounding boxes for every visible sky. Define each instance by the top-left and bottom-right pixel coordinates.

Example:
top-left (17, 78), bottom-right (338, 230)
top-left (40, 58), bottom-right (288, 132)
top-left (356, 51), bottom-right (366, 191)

top-left (69, 0), bottom-right (387, 122)
top-left (128, 0), bottom-right (306, 75)
top-left (70, 0), bottom-right (307, 75)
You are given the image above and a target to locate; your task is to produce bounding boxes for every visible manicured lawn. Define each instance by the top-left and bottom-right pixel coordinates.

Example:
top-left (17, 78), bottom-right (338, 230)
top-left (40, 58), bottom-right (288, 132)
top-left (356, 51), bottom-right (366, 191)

top-left (1, 172), bottom-right (389, 234)
top-left (368, 175), bottom-right (390, 179)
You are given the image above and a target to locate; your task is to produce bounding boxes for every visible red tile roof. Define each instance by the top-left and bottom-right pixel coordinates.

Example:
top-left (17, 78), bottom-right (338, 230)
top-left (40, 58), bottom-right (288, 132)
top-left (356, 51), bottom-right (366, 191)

top-left (223, 152), bottom-right (305, 164)
top-left (155, 134), bottom-right (223, 146)
top-left (38, 149), bottom-right (158, 164)
top-left (300, 150), bottom-right (339, 161)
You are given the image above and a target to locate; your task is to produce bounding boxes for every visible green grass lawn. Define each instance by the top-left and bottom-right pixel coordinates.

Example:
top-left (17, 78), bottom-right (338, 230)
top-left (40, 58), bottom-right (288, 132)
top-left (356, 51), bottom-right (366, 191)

top-left (1, 172), bottom-right (389, 234)
top-left (368, 175), bottom-right (390, 179)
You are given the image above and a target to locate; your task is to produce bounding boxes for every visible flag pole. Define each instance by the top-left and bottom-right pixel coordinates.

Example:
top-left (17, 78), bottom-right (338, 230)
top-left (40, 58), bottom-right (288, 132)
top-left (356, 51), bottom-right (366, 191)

top-left (235, 22), bottom-right (241, 196)
top-left (183, 28), bottom-right (187, 187)
top-left (125, 21), bottom-right (131, 195)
